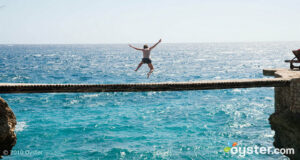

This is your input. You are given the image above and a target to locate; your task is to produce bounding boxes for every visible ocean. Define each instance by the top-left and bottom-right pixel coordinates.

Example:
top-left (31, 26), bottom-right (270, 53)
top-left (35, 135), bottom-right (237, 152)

top-left (0, 42), bottom-right (298, 159)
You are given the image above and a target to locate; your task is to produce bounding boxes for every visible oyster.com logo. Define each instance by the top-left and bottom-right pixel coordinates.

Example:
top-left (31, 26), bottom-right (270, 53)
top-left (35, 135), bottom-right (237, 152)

top-left (223, 141), bottom-right (294, 157)
top-left (224, 141), bottom-right (238, 152)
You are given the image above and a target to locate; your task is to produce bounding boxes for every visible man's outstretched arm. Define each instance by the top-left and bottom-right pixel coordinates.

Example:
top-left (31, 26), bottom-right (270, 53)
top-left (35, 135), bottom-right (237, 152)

top-left (129, 44), bottom-right (143, 51)
top-left (150, 39), bottom-right (162, 50)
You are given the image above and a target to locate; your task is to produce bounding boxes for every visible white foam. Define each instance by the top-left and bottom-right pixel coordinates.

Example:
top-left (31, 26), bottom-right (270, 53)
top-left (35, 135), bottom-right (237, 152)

top-left (81, 94), bottom-right (99, 98)
top-left (232, 89), bottom-right (242, 93)
top-left (120, 151), bottom-right (126, 157)
top-left (15, 121), bottom-right (28, 132)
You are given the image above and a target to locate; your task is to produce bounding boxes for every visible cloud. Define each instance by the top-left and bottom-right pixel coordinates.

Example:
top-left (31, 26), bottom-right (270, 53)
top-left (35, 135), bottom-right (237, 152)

top-left (0, 5), bottom-right (5, 9)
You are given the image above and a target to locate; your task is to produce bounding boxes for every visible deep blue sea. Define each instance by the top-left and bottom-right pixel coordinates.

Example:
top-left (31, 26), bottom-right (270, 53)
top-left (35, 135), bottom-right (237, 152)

top-left (0, 42), bottom-right (299, 159)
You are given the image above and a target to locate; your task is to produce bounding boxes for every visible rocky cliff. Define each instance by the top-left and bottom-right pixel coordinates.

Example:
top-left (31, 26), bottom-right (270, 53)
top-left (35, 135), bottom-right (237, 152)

top-left (264, 69), bottom-right (300, 159)
top-left (269, 110), bottom-right (300, 160)
top-left (0, 97), bottom-right (17, 158)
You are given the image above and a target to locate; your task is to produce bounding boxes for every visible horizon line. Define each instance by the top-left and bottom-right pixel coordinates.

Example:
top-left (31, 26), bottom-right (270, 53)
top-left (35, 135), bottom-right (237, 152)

top-left (0, 40), bottom-right (300, 45)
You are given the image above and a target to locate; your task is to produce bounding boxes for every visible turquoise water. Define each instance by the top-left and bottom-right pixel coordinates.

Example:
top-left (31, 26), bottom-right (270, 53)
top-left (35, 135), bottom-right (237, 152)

top-left (0, 42), bottom-right (298, 159)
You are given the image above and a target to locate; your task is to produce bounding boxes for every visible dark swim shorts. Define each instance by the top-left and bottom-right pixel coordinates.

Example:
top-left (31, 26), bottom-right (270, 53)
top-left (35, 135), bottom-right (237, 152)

top-left (142, 58), bottom-right (152, 64)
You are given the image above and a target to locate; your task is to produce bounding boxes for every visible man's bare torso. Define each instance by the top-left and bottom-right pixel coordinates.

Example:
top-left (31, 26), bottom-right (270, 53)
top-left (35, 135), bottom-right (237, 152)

top-left (142, 49), bottom-right (151, 58)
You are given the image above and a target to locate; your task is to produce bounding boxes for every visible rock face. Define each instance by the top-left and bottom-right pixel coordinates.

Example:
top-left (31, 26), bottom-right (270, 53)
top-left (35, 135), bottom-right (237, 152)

top-left (0, 97), bottom-right (17, 158)
top-left (269, 111), bottom-right (300, 160)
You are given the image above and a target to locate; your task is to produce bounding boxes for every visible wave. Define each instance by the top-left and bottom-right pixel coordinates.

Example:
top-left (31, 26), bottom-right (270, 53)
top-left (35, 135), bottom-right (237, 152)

top-left (15, 121), bottom-right (28, 132)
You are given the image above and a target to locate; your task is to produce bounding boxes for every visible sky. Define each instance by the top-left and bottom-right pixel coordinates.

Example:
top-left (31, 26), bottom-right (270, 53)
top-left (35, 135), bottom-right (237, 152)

top-left (0, 0), bottom-right (299, 44)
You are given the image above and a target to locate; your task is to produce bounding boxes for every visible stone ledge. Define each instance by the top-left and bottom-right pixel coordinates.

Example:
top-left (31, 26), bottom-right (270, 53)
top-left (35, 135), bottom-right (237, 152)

top-left (263, 68), bottom-right (300, 79)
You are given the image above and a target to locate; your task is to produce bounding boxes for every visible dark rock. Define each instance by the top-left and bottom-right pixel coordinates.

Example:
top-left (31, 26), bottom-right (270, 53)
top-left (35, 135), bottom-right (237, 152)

top-left (269, 110), bottom-right (300, 160)
top-left (0, 97), bottom-right (16, 158)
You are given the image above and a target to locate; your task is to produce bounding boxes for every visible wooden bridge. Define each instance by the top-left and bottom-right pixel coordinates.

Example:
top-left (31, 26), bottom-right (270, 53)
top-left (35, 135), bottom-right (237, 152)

top-left (0, 78), bottom-right (290, 93)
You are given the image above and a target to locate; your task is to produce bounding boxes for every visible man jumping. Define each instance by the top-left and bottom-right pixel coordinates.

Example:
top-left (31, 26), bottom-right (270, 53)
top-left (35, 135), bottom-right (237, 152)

top-left (129, 39), bottom-right (162, 78)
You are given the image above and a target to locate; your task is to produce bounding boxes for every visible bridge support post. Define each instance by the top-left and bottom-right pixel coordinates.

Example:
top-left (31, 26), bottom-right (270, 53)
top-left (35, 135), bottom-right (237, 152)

top-left (274, 86), bottom-right (291, 113)
top-left (290, 78), bottom-right (300, 113)
top-left (274, 78), bottom-right (300, 113)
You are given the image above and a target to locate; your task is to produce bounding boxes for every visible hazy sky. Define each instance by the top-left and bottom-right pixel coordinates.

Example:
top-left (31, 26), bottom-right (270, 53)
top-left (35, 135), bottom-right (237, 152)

top-left (0, 0), bottom-right (299, 44)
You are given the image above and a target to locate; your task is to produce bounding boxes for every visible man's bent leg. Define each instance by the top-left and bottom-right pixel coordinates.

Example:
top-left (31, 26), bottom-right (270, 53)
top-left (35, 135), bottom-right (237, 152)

top-left (135, 62), bottom-right (143, 71)
top-left (147, 63), bottom-right (154, 78)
